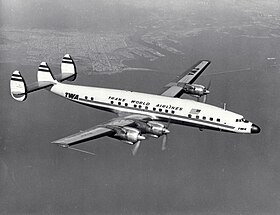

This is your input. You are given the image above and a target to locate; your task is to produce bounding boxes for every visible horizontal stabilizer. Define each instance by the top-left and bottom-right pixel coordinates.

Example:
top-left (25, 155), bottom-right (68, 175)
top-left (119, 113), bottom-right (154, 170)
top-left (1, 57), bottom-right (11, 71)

top-left (56, 54), bottom-right (77, 82)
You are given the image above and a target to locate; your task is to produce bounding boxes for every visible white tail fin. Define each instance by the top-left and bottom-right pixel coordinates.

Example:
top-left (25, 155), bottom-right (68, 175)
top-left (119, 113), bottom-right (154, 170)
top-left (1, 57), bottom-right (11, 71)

top-left (10, 70), bottom-right (27, 101)
top-left (58, 54), bottom-right (76, 82)
top-left (10, 54), bottom-right (77, 101)
top-left (37, 62), bottom-right (55, 83)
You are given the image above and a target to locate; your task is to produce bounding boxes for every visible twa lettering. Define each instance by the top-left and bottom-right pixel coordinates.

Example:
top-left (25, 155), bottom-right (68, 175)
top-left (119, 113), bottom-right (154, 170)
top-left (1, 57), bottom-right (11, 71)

top-left (65, 92), bottom-right (79, 100)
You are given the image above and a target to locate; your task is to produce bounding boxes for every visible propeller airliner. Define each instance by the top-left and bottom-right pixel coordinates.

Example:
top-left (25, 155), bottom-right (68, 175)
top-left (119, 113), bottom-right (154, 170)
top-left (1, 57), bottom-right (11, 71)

top-left (10, 55), bottom-right (260, 155)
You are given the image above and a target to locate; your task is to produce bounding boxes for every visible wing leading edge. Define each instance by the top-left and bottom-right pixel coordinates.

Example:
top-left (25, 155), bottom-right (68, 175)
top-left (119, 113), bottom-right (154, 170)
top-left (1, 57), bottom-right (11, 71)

top-left (161, 60), bottom-right (211, 98)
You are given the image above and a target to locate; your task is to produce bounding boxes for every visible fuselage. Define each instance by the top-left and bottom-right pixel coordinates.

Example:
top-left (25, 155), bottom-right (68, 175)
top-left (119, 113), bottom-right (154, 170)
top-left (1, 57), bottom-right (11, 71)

top-left (50, 82), bottom-right (260, 134)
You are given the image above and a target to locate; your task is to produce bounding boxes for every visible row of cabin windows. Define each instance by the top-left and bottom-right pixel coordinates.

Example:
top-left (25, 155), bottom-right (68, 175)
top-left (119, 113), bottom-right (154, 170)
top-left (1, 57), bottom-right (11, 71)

top-left (84, 96), bottom-right (94, 101)
top-left (83, 97), bottom-right (220, 122)
top-left (110, 101), bottom-right (176, 114)
top-left (188, 114), bottom-right (221, 123)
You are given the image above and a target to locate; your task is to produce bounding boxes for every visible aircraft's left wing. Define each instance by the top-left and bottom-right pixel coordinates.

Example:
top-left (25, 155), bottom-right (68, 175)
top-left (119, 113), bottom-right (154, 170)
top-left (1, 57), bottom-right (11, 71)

top-left (52, 115), bottom-right (151, 147)
top-left (161, 60), bottom-right (211, 98)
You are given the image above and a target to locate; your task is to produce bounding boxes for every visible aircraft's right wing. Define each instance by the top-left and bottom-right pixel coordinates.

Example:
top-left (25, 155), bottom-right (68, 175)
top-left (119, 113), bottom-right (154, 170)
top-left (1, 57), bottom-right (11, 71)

top-left (161, 60), bottom-right (211, 98)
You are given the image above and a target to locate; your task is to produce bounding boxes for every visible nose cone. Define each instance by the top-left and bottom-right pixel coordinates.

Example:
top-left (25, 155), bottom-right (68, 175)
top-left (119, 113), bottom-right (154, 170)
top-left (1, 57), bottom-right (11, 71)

top-left (251, 124), bottom-right (261, 134)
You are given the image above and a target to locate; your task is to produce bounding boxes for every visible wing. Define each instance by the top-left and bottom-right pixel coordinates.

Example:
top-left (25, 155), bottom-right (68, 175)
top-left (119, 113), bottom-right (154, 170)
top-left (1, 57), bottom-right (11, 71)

top-left (161, 60), bottom-right (211, 98)
top-left (51, 114), bottom-right (151, 147)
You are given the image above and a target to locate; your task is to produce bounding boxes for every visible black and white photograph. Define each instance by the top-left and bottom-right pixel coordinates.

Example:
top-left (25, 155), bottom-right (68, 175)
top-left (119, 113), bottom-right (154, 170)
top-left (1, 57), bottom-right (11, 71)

top-left (1, 0), bottom-right (279, 214)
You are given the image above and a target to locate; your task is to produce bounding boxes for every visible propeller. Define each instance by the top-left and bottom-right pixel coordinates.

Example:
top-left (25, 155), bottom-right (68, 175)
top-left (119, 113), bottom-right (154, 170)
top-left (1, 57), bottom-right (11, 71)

top-left (162, 119), bottom-right (171, 151)
top-left (132, 141), bottom-right (141, 156)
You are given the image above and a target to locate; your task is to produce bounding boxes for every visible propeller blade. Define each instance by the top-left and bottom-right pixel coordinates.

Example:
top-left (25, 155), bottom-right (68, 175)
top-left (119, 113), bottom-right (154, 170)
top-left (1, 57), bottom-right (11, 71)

top-left (207, 80), bottom-right (211, 90)
top-left (167, 118), bottom-right (171, 128)
top-left (162, 134), bottom-right (167, 151)
top-left (132, 141), bottom-right (141, 156)
top-left (203, 94), bottom-right (207, 103)
top-left (161, 118), bottom-right (170, 151)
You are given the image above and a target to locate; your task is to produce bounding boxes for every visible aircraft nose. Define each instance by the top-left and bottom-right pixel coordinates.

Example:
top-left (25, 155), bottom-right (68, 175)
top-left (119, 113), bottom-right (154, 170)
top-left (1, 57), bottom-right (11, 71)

top-left (251, 124), bottom-right (261, 134)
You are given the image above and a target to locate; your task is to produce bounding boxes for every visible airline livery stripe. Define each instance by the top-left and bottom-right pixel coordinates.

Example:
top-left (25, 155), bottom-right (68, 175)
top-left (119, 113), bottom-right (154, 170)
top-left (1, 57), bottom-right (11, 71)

top-left (12, 74), bottom-right (22, 77)
top-left (63, 57), bottom-right (72, 60)
top-left (39, 67), bottom-right (49, 71)
top-left (77, 98), bottom-right (235, 130)
top-left (39, 64), bottom-right (49, 68)
top-left (11, 77), bottom-right (23, 82)
top-left (38, 68), bottom-right (50, 72)
top-left (62, 61), bottom-right (74, 64)
top-left (62, 58), bottom-right (73, 62)
top-left (11, 75), bottom-right (22, 80)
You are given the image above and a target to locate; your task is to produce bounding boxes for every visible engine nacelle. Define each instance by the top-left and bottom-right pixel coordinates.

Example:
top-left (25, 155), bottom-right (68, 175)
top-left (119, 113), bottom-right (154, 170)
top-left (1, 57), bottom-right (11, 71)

top-left (136, 121), bottom-right (170, 137)
top-left (180, 83), bottom-right (209, 98)
top-left (113, 127), bottom-right (145, 144)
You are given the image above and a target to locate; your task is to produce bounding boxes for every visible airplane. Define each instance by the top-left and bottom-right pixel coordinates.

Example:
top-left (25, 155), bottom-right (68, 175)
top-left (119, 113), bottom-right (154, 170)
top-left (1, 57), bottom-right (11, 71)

top-left (10, 54), bottom-right (261, 155)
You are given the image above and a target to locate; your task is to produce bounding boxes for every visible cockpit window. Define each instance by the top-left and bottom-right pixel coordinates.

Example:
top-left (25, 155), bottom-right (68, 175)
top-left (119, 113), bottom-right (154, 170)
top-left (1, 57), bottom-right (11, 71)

top-left (236, 118), bottom-right (249, 123)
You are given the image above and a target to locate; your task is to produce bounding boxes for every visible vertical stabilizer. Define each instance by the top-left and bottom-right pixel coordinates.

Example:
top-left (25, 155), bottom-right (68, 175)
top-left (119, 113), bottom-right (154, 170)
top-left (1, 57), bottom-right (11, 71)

top-left (10, 71), bottom-right (27, 101)
top-left (37, 62), bottom-right (55, 83)
top-left (59, 54), bottom-right (76, 81)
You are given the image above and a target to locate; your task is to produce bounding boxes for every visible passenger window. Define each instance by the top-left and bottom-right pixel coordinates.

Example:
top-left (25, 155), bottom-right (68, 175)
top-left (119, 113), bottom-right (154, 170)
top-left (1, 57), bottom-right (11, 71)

top-left (203, 116), bottom-right (206, 120)
top-left (171, 110), bottom-right (175, 114)
top-left (153, 107), bottom-right (156, 111)
top-left (145, 106), bottom-right (148, 110)
top-left (118, 102), bottom-right (121, 105)
top-left (139, 105), bottom-right (142, 109)
top-left (196, 115), bottom-right (199, 119)
top-left (165, 109), bottom-right (168, 113)
top-left (188, 114), bottom-right (192, 118)
top-left (210, 117), bottom-right (213, 121)
top-left (111, 101), bottom-right (114, 104)
top-left (217, 118), bottom-right (220, 122)
top-left (134, 104), bottom-right (137, 108)
top-left (85, 96), bottom-right (88, 100)
top-left (125, 103), bottom-right (128, 106)
top-left (159, 108), bottom-right (162, 112)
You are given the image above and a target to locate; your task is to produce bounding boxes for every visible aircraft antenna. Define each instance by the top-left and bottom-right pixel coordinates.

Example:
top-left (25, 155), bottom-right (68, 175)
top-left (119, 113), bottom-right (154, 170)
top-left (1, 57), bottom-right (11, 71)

top-left (223, 103), bottom-right (227, 110)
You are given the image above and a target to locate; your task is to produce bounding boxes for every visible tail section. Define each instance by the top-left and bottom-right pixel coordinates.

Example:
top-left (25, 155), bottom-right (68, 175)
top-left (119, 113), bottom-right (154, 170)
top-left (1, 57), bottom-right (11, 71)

top-left (10, 71), bottom-right (27, 101)
top-left (10, 54), bottom-right (77, 101)
top-left (57, 54), bottom-right (77, 82)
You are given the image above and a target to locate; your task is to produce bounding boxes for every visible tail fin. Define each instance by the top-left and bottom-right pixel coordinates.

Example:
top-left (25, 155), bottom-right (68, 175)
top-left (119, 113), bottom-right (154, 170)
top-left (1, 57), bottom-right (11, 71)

top-left (10, 71), bottom-right (27, 101)
top-left (57, 54), bottom-right (77, 82)
top-left (10, 54), bottom-right (77, 102)
top-left (10, 63), bottom-right (55, 102)
top-left (37, 62), bottom-right (55, 83)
